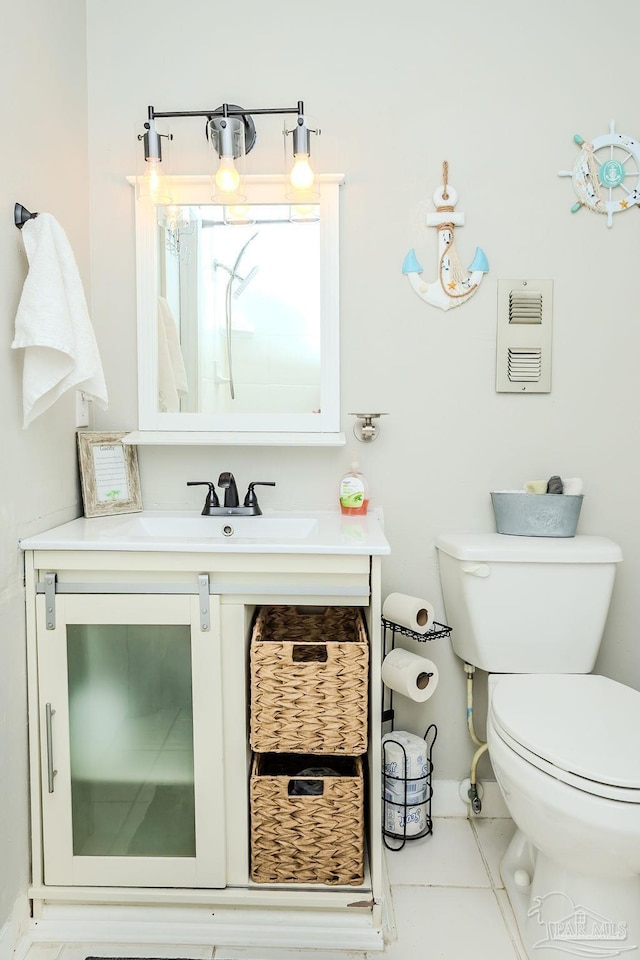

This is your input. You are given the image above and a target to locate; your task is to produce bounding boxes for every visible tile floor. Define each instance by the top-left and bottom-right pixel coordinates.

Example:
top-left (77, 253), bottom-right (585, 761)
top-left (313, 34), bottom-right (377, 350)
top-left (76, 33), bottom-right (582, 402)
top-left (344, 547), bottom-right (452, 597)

top-left (20, 817), bottom-right (527, 960)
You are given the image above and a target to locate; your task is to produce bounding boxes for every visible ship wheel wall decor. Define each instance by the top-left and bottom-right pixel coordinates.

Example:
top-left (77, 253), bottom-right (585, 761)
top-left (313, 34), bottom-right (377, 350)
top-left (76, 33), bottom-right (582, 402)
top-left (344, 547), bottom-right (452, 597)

top-left (402, 162), bottom-right (489, 312)
top-left (559, 119), bottom-right (640, 228)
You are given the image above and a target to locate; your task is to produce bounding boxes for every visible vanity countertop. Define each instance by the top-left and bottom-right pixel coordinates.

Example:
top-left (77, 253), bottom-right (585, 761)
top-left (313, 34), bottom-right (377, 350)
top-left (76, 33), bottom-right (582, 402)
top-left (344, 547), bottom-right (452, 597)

top-left (19, 509), bottom-right (391, 556)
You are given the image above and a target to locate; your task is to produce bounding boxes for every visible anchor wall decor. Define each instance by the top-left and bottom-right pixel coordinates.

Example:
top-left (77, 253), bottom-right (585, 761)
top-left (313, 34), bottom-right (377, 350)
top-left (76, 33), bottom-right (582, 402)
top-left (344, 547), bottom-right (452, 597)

top-left (402, 162), bottom-right (489, 311)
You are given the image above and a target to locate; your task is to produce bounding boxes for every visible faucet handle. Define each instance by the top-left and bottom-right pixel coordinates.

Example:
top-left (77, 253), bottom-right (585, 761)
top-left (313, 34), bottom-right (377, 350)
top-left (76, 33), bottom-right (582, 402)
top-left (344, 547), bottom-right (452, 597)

top-left (244, 481), bottom-right (276, 514)
top-left (187, 481), bottom-right (220, 514)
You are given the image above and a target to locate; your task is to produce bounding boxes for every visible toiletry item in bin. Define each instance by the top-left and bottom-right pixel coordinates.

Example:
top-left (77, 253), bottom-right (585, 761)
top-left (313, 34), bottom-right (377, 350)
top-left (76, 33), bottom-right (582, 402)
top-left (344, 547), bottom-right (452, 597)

top-left (562, 477), bottom-right (584, 496)
top-left (547, 475), bottom-right (564, 494)
top-left (524, 479), bottom-right (548, 494)
top-left (339, 460), bottom-right (369, 515)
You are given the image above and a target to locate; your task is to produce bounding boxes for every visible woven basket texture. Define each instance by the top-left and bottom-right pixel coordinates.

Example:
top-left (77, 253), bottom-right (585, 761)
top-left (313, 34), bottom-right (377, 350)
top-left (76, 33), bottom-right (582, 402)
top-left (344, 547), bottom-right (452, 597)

top-left (250, 753), bottom-right (364, 885)
top-left (250, 605), bottom-right (369, 755)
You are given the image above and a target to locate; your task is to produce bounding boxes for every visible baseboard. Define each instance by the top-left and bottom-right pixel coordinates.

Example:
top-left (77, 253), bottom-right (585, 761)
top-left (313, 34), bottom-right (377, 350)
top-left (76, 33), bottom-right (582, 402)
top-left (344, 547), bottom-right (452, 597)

top-left (0, 896), bottom-right (30, 960)
top-left (431, 778), bottom-right (510, 818)
top-left (26, 905), bottom-right (383, 954)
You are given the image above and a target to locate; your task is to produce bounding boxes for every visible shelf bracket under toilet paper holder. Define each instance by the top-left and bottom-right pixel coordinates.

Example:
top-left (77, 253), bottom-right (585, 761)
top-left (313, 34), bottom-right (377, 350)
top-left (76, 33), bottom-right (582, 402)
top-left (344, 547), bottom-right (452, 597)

top-left (381, 617), bottom-right (452, 644)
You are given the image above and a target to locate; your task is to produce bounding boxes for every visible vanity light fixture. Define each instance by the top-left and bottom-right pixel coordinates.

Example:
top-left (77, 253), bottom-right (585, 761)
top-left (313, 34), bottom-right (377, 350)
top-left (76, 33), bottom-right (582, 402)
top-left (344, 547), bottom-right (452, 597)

top-left (136, 112), bottom-right (173, 204)
top-left (284, 113), bottom-right (320, 202)
top-left (209, 108), bottom-right (248, 204)
top-left (136, 100), bottom-right (320, 206)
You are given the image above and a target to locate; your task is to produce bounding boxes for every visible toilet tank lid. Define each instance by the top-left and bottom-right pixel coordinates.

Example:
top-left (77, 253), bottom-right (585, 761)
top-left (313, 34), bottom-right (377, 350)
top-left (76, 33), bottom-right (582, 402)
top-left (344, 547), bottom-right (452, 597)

top-left (435, 533), bottom-right (623, 563)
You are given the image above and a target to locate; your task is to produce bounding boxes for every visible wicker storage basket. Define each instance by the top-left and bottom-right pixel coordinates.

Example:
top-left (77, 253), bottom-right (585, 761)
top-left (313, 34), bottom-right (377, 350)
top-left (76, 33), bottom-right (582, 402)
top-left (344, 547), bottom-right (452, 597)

top-left (250, 753), bottom-right (364, 885)
top-left (250, 605), bottom-right (369, 755)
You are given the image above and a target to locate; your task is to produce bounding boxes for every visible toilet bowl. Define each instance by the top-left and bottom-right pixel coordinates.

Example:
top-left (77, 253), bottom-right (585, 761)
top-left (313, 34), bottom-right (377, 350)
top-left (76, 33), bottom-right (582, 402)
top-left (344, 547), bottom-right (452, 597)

top-left (488, 673), bottom-right (640, 959)
top-left (435, 533), bottom-right (640, 960)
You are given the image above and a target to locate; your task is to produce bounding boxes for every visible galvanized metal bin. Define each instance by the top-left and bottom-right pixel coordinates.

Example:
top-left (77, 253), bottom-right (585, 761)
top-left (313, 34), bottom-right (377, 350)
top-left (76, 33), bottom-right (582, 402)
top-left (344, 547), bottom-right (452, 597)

top-left (490, 492), bottom-right (583, 538)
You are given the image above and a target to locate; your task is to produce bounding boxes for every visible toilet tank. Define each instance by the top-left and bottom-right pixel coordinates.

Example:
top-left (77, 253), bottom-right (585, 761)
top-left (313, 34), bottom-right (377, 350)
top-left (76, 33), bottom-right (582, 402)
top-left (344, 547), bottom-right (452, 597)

top-left (436, 533), bottom-right (623, 673)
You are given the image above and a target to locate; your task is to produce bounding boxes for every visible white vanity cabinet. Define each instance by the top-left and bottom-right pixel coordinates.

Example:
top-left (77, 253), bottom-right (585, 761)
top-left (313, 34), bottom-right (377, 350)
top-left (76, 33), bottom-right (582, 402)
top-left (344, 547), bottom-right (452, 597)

top-left (21, 514), bottom-right (389, 952)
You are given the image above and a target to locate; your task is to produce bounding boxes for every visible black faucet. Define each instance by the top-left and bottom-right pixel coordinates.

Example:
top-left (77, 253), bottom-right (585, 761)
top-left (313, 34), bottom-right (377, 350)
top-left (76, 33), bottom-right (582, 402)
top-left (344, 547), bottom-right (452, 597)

top-left (187, 477), bottom-right (276, 516)
top-left (218, 472), bottom-right (239, 508)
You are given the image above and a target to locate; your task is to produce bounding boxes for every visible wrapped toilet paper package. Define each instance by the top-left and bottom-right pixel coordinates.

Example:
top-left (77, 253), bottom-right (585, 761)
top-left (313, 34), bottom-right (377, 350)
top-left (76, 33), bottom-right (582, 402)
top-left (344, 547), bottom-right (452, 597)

top-left (384, 799), bottom-right (428, 838)
top-left (382, 592), bottom-right (436, 634)
top-left (382, 730), bottom-right (430, 837)
top-left (382, 731), bottom-right (429, 781)
top-left (381, 647), bottom-right (439, 702)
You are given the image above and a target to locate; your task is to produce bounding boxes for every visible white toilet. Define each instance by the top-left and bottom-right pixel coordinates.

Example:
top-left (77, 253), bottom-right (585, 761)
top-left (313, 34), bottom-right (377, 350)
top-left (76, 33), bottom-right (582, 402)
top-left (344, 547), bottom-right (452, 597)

top-left (436, 532), bottom-right (640, 960)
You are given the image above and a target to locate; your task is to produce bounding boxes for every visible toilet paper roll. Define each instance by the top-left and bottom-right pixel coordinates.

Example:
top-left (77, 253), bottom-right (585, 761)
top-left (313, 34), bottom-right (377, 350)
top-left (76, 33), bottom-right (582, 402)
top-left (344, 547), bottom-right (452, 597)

top-left (382, 730), bottom-right (429, 779)
top-left (383, 799), bottom-right (428, 838)
top-left (382, 592), bottom-right (436, 634)
top-left (381, 648), bottom-right (439, 703)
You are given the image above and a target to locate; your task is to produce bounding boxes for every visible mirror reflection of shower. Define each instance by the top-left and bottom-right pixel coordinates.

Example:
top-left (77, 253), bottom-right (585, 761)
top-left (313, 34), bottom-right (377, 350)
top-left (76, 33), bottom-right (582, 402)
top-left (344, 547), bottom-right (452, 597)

top-left (214, 233), bottom-right (259, 399)
top-left (157, 202), bottom-right (322, 417)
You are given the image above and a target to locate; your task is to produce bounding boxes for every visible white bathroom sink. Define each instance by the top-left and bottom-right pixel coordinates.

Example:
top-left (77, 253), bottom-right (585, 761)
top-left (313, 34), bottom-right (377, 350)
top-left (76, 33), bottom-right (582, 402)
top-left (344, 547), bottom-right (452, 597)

top-left (127, 514), bottom-right (319, 541)
top-left (19, 510), bottom-right (390, 555)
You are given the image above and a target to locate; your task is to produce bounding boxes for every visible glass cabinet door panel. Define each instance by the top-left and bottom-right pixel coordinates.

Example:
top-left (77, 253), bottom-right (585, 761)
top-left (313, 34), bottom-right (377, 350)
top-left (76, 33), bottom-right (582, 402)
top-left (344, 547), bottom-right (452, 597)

top-left (66, 623), bottom-right (195, 859)
top-left (37, 592), bottom-right (225, 888)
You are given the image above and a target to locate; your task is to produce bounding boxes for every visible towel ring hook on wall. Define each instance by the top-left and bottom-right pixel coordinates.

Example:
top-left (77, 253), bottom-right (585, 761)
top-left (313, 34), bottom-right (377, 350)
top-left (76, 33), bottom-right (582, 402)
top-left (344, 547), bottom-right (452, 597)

top-left (14, 203), bottom-right (39, 229)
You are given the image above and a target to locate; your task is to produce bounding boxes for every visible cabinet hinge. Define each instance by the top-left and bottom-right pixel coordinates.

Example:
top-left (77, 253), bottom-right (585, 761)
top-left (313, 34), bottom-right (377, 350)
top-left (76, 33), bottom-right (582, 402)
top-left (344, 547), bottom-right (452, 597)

top-left (44, 572), bottom-right (57, 630)
top-left (198, 573), bottom-right (210, 632)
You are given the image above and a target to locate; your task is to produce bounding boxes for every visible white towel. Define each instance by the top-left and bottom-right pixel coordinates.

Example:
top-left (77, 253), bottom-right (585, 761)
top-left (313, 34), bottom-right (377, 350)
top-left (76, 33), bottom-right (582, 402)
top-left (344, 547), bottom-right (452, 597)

top-left (562, 477), bottom-right (584, 496)
top-left (11, 213), bottom-right (108, 428)
top-left (158, 296), bottom-right (188, 412)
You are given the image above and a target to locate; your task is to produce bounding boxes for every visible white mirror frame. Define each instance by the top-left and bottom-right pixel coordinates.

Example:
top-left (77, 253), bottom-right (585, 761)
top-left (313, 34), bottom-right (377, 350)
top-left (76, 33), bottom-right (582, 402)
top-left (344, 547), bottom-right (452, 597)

top-left (127, 174), bottom-right (345, 445)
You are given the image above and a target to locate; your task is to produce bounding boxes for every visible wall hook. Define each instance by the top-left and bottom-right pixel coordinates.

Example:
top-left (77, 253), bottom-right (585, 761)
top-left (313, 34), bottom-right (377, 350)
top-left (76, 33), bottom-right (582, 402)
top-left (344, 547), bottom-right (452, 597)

top-left (349, 412), bottom-right (388, 442)
top-left (14, 203), bottom-right (38, 229)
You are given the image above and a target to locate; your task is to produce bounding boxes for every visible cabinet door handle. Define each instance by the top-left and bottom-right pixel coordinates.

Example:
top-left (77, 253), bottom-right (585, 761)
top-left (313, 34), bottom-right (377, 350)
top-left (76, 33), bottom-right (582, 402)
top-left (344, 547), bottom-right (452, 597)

top-left (45, 703), bottom-right (57, 793)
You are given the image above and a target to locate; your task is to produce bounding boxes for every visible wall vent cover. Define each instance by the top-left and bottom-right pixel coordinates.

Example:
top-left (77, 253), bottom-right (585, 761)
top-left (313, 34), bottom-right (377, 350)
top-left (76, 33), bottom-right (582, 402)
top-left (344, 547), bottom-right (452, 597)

top-left (509, 290), bottom-right (544, 324)
top-left (508, 346), bottom-right (542, 382)
top-left (497, 279), bottom-right (553, 393)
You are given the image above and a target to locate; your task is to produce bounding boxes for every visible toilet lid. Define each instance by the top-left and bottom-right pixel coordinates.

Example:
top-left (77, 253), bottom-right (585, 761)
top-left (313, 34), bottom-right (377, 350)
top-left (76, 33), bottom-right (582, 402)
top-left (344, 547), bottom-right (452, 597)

top-left (490, 674), bottom-right (640, 801)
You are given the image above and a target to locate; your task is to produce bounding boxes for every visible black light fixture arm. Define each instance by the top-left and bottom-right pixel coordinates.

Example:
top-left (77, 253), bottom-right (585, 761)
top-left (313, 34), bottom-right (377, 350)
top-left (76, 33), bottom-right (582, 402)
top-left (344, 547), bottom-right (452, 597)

top-left (144, 101), bottom-right (309, 161)
top-left (148, 100), bottom-right (305, 121)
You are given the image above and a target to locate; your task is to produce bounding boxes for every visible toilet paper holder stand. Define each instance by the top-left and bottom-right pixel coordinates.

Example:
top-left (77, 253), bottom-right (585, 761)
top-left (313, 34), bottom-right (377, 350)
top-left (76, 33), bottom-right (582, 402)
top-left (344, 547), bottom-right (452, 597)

top-left (381, 615), bottom-right (451, 851)
top-left (380, 615), bottom-right (451, 728)
top-left (382, 724), bottom-right (438, 851)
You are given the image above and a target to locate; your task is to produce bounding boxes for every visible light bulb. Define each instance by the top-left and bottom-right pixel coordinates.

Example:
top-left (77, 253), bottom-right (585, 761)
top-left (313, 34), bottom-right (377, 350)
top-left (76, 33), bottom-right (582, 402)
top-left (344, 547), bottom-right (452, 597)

top-left (225, 204), bottom-right (253, 224)
top-left (290, 203), bottom-right (319, 223)
top-left (216, 157), bottom-right (241, 194)
top-left (289, 154), bottom-right (315, 191)
top-left (145, 160), bottom-right (165, 203)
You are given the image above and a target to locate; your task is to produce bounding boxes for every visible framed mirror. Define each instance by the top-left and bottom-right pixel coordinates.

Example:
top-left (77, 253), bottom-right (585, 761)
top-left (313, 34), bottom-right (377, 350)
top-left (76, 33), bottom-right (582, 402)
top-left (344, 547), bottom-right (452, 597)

top-left (129, 174), bottom-right (344, 443)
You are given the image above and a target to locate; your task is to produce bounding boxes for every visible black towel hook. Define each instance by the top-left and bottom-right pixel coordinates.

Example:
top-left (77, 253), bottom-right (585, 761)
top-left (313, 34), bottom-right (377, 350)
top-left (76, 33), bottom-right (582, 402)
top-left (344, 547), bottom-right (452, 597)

top-left (14, 203), bottom-right (38, 229)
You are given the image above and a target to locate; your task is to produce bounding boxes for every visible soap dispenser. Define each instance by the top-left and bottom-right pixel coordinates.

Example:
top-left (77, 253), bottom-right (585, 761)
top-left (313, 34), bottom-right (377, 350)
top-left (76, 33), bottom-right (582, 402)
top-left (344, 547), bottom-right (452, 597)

top-left (339, 458), bottom-right (369, 516)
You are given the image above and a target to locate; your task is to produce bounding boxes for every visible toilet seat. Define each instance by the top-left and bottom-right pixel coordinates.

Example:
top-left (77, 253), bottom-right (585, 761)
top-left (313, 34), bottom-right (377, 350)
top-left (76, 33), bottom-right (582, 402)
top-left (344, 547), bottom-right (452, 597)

top-left (489, 673), bottom-right (640, 803)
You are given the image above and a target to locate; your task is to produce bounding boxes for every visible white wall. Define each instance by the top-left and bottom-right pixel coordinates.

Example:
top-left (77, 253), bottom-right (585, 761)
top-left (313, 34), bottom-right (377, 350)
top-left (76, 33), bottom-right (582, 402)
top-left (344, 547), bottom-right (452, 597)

top-left (0, 0), bottom-right (90, 936)
top-left (87, 0), bottom-right (640, 780)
